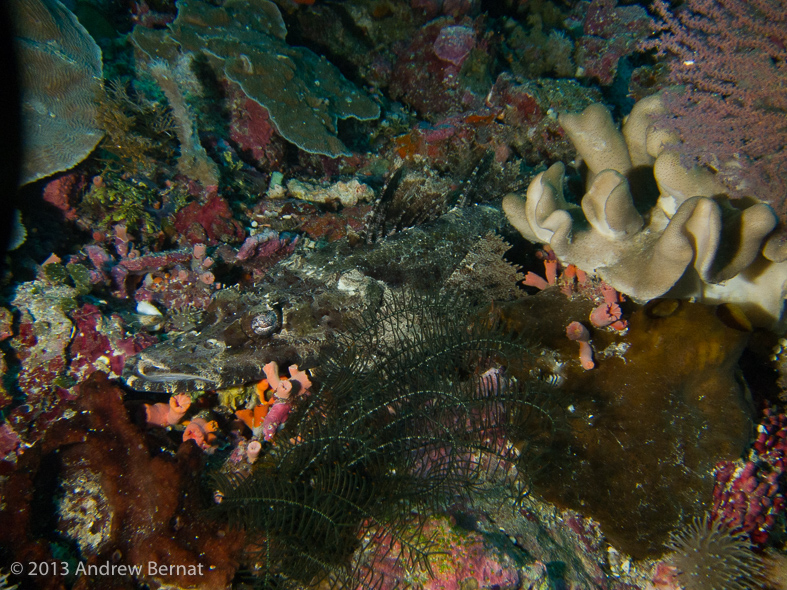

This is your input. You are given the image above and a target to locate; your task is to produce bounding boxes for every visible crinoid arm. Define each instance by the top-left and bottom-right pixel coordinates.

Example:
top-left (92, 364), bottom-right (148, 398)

top-left (211, 290), bottom-right (563, 588)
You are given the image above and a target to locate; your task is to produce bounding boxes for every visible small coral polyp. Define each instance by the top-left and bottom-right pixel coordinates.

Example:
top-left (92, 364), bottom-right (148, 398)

top-left (665, 513), bottom-right (764, 590)
top-left (503, 94), bottom-right (787, 328)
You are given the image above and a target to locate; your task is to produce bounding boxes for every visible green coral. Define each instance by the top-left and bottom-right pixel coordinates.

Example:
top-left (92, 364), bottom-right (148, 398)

top-left (66, 263), bottom-right (91, 295)
top-left (58, 296), bottom-right (78, 314)
top-left (52, 374), bottom-right (76, 389)
top-left (94, 79), bottom-right (177, 176)
top-left (80, 178), bottom-right (159, 235)
top-left (42, 262), bottom-right (92, 297)
top-left (216, 384), bottom-right (252, 411)
top-left (43, 262), bottom-right (69, 285)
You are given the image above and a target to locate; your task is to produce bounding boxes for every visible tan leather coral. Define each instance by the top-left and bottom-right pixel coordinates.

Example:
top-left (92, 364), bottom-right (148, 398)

top-left (503, 95), bottom-right (787, 328)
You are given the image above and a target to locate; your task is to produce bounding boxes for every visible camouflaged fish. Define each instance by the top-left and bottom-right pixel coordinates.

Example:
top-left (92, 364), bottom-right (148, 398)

top-left (123, 206), bottom-right (507, 393)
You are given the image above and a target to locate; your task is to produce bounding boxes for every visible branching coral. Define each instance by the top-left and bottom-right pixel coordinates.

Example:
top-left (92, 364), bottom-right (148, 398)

top-left (502, 95), bottom-right (787, 328)
top-left (146, 57), bottom-right (220, 187)
top-left (643, 0), bottom-right (787, 215)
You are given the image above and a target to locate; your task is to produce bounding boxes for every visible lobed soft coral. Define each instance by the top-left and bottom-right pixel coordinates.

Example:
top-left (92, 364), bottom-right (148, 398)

top-left (503, 95), bottom-right (787, 328)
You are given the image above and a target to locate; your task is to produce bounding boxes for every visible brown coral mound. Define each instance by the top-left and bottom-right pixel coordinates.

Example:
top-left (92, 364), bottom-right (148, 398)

top-left (0, 373), bottom-right (243, 589)
top-left (667, 514), bottom-right (764, 590)
top-left (497, 295), bottom-right (753, 557)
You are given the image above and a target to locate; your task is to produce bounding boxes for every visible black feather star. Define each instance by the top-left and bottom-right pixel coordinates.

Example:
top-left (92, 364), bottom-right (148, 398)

top-left (211, 290), bottom-right (562, 589)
